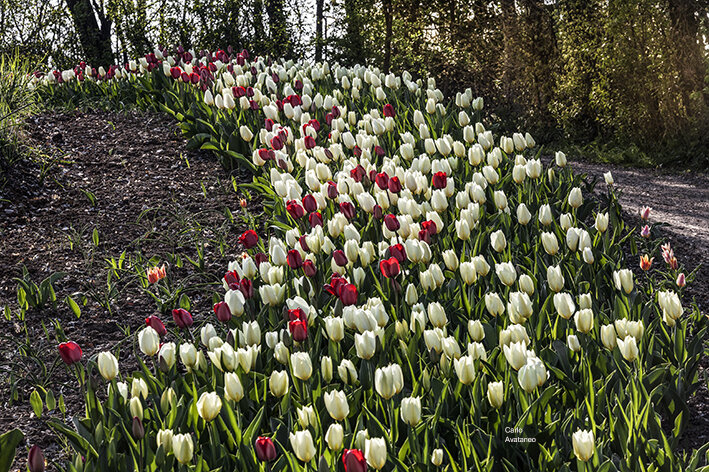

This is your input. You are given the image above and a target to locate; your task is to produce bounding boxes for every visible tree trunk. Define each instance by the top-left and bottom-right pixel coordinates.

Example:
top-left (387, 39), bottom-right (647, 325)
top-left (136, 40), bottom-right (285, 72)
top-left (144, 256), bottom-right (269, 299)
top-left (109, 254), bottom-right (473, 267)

top-left (383, 0), bottom-right (392, 72)
top-left (265, 0), bottom-right (290, 58)
top-left (65, 0), bottom-right (113, 65)
top-left (667, 0), bottom-right (706, 106)
top-left (315, 0), bottom-right (324, 61)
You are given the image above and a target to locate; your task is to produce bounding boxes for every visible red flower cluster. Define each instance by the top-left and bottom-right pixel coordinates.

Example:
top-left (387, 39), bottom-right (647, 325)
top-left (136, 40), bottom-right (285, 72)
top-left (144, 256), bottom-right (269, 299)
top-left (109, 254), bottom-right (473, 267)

top-left (325, 274), bottom-right (358, 306)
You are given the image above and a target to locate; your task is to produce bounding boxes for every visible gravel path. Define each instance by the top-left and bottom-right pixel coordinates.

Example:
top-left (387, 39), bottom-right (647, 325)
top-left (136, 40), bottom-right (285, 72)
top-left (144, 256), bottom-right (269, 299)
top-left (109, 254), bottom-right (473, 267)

top-left (570, 159), bottom-right (709, 314)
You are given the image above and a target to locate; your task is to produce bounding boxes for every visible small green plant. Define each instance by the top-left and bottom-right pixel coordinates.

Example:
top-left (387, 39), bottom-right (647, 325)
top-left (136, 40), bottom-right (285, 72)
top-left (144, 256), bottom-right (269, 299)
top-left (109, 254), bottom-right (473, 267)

top-left (14, 265), bottom-right (65, 311)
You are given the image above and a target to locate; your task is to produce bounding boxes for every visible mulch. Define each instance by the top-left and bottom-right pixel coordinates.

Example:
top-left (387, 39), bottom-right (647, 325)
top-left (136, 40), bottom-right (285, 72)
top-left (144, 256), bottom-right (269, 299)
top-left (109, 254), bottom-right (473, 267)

top-left (0, 110), bottom-right (259, 469)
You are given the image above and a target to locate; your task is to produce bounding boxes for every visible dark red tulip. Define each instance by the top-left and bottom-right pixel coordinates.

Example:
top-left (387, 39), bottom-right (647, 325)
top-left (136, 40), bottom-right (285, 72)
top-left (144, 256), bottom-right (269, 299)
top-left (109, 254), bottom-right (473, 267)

top-left (375, 172), bottom-right (389, 190)
top-left (374, 146), bottom-right (386, 158)
top-left (270, 135), bottom-right (284, 150)
top-left (288, 308), bottom-right (307, 322)
top-left (339, 201), bottom-right (356, 220)
top-left (224, 270), bottom-right (241, 288)
top-left (172, 308), bottom-right (193, 329)
top-left (309, 211), bottom-right (323, 228)
top-left (389, 243), bottom-right (406, 263)
top-left (58, 341), bottom-right (83, 365)
top-left (264, 118), bottom-right (274, 131)
top-left (383, 103), bottom-right (395, 118)
top-left (239, 230), bottom-right (259, 249)
top-left (213, 301), bottom-right (232, 323)
top-left (333, 250), bottom-right (348, 266)
top-left (373, 205), bottom-right (383, 220)
top-left (340, 283), bottom-right (358, 306)
top-left (421, 219), bottom-right (438, 236)
top-left (132, 416), bottom-right (145, 439)
top-left (289, 320), bottom-right (308, 342)
top-left (255, 436), bottom-right (277, 462)
top-left (343, 449), bottom-right (367, 472)
top-left (302, 194), bottom-right (317, 213)
top-left (304, 135), bottom-right (316, 149)
top-left (170, 67), bottom-right (181, 79)
top-left (299, 235), bottom-right (310, 252)
top-left (145, 315), bottom-right (168, 336)
top-left (254, 252), bottom-right (268, 265)
top-left (28, 445), bottom-right (45, 472)
top-left (418, 228), bottom-right (431, 244)
top-left (258, 148), bottom-right (275, 161)
top-left (287, 249), bottom-right (303, 269)
top-left (286, 200), bottom-right (305, 219)
top-left (388, 176), bottom-right (402, 193)
top-left (380, 257), bottom-right (401, 278)
top-left (239, 278), bottom-right (254, 299)
top-left (432, 171), bottom-right (447, 189)
top-left (303, 260), bottom-right (317, 277)
top-left (190, 72), bottom-right (199, 84)
top-left (384, 214), bottom-right (400, 231)
top-left (350, 165), bottom-right (366, 183)
top-left (326, 181), bottom-right (338, 199)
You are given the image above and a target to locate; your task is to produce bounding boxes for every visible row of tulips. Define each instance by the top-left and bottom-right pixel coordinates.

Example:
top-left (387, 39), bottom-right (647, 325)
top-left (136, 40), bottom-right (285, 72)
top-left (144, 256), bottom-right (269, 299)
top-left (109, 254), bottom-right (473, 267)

top-left (31, 47), bottom-right (708, 472)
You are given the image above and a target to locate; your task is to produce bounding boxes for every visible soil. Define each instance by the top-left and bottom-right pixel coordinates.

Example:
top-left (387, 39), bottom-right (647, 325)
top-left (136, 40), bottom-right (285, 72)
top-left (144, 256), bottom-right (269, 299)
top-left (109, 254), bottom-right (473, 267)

top-left (0, 111), bottom-right (259, 469)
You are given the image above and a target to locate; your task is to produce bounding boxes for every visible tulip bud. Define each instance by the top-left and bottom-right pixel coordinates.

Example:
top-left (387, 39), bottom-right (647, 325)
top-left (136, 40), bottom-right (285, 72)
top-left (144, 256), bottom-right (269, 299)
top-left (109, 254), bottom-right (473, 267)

top-left (269, 370), bottom-right (289, 397)
top-left (600, 324), bottom-right (616, 350)
top-left (431, 449), bottom-right (443, 467)
top-left (172, 433), bottom-right (194, 464)
top-left (138, 327), bottom-right (160, 356)
top-left (468, 319), bottom-right (485, 341)
top-left (487, 381), bottom-right (504, 408)
top-left (255, 436), bottom-right (277, 462)
top-left (572, 430), bottom-right (595, 462)
top-left (156, 429), bottom-right (174, 452)
top-left (324, 389), bottom-right (350, 421)
top-left (617, 335), bottom-right (638, 361)
top-left (97, 351), bottom-right (119, 380)
top-left (290, 430), bottom-right (316, 463)
top-left (567, 334), bottom-right (581, 352)
top-left (547, 265), bottom-right (564, 292)
top-left (326, 423), bottom-right (344, 451)
top-left (28, 445), bottom-right (45, 472)
top-left (400, 396), bottom-right (422, 426)
top-left (364, 437), bottom-right (387, 470)
top-left (132, 416), bottom-right (145, 439)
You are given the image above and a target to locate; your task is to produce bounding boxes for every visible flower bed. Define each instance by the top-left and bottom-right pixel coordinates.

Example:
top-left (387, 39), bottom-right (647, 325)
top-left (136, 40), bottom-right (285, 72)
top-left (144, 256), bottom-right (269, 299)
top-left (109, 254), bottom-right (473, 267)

top-left (22, 48), bottom-right (708, 471)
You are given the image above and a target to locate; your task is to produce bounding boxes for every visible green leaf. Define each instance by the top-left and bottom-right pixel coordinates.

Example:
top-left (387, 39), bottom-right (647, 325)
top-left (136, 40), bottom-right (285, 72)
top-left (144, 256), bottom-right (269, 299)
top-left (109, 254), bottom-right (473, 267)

top-left (0, 429), bottom-right (24, 472)
top-left (66, 295), bottom-right (81, 318)
top-left (30, 389), bottom-right (43, 418)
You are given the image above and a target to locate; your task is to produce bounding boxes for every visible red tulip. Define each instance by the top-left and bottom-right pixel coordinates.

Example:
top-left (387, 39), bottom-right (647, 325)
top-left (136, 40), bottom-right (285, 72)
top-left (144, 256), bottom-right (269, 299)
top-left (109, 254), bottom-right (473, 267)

top-left (375, 172), bottom-right (389, 190)
top-left (304, 135), bottom-right (316, 149)
top-left (421, 219), bottom-right (438, 236)
top-left (239, 278), bottom-right (254, 299)
top-left (287, 249), bottom-right (303, 269)
top-left (333, 250), bottom-right (348, 266)
top-left (286, 200), bottom-right (305, 219)
top-left (383, 103), bottom-right (395, 118)
top-left (339, 201), bottom-right (356, 220)
top-left (432, 171), bottom-right (447, 189)
top-left (28, 445), bottom-right (45, 472)
top-left (213, 301), bottom-right (232, 323)
top-left (224, 270), bottom-right (241, 288)
top-left (254, 252), bottom-right (268, 265)
top-left (418, 228), bottom-right (431, 244)
top-left (303, 260), bottom-right (317, 277)
top-left (289, 320), bottom-right (308, 342)
top-left (326, 181), bottom-right (338, 199)
top-left (374, 145), bottom-right (386, 158)
top-left (379, 257), bottom-right (401, 278)
top-left (340, 283), bottom-right (358, 306)
top-left (387, 176), bottom-right (402, 193)
top-left (58, 341), bottom-right (82, 365)
top-left (255, 436), bottom-right (277, 462)
top-left (172, 308), bottom-right (193, 329)
top-left (270, 135), bottom-right (284, 150)
top-left (384, 214), bottom-right (400, 231)
top-left (309, 211), bottom-right (323, 228)
top-left (239, 230), bottom-right (259, 249)
top-left (288, 308), bottom-right (307, 322)
top-left (350, 165), bottom-right (366, 183)
top-left (373, 205), bottom-right (383, 220)
top-left (389, 243), bottom-right (406, 263)
top-left (302, 194), bottom-right (317, 213)
top-left (169, 67), bottom-right (181, 79)
top-left (343, 449), bottom-right (367, 472)
top-left (145, 315), bottom-right (168, 336)
top-left (132, 416), bottom-right (145, 439)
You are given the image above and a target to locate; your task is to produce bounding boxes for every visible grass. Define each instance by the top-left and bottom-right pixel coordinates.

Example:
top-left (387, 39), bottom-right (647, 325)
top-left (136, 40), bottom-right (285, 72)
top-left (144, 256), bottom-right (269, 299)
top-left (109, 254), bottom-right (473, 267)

top-left (0, 50), bottom-right (39, 187)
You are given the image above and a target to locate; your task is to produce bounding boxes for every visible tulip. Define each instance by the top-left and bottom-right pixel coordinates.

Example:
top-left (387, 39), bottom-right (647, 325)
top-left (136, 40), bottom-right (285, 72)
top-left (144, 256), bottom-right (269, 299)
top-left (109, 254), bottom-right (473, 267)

top-left (613, 269), bottom-right (634, 294)
top-left (568, 187), bottom-right (583, 208)
top-left (58, 341), bottom-right (82, 365)
top-left (355, 331), bottom-right (377, 359)
top-left (574, 309), bottom-right (594, 333)
top-left (538, 204), bottom-right (552, 226)
top-left (555, 151), bottom-right (567, 167)
top-left (541, 232), bottom-right (558, 256)
top-left (572, 429), bottom-right (595, 462)
top-left (338, 359), bottom-right (358, 384)
top-left (495, 262), bottom-right (516, 287)
top-left (503, 341), bottom-right (527, 370)
top-left (327, 424), bottom-right (345, 451)
top-left (172, 308), bottom-right (193, 329)
top-left (547, 265), bottom-right (564, 292)
top-left (325, 316), bottom-right (345, 342)
top-left (600, 324), bottom-right (616, 350)
top-left (595, 212), bottom-right (609, 232)
top-left (129, 397), bottom-right (143, 420)
top-left (138, 327), bottom-right (160, 356)
top-left (553, 292), bottom-right (576, 320)
top-left (639, 254), bottom-right (654, 271)
top-left (132, 416), bottom-right (145, 439)
top-left (325, 390), bottom-right (350, 420)
top-left (158, 342), bottom-right (177, 371)
top-left (567, 335), bottom-right (581, 352)
top-left (322, 356), bottom-right (333, 382)
top-left (400, 396), bottom-right (422, 426)
top-left (519, 274), bottom-right (535, 295)
top-left (453, 355), bottom-right (476, 384)
top-left (225, 372), bottom-right (244, 402)
top-left (431, 448), bottom-right (444, 466)
top-left (427, 302), bottom-right (447, 328)
top-left (97, 351), bottom-right (119, 380)
top-left (676, 273), bottom-right (686, 288)
top-left (487, 381), bottom-right (504, 408)
top-left (604, 171), bottom-right (614, 185)
top-left (517, 203), bottom-right (532, 225)
top-left (196, 391), bottom-right (222, 422)
top-left (484, 293), bottom-right (505, 316)
top-left (518, 357), bottom-right (546, 392)
top-left (617, 336), bottom-right (638, 361)
top-left (145, 315), bottom-right (167, 336)
top-left (28, 445), bottom-right (45, 472)
top-left (468, 319), bottom-right (485, 341)
top-left (269, 370), bottom-right (289, 397)
top-left (255, 437), bottom-right (277, 462)
top-left (374, 363), bottom-right (404, 399)
top-left (343, 448), bottom-right (367, 472)
top-left (290, 430), bottom-right (316, 462)
top-left (365, 438), bottom-right (387, 470)
top-left (490, 230), bottom-right (507, 253)
top-left (131, 377), bottom-right (148, 399)
top-left (640, 206), bottom-right (651, 220)
top-left (156, 429), bottom-right (173, 452)
top-left (172, 433), bottom-right (194, 464)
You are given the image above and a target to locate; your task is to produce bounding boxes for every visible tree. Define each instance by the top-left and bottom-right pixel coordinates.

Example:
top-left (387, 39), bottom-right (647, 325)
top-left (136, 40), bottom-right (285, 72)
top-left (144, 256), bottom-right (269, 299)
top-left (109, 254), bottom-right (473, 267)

top-left (64, 0), bottom-right (113, 65)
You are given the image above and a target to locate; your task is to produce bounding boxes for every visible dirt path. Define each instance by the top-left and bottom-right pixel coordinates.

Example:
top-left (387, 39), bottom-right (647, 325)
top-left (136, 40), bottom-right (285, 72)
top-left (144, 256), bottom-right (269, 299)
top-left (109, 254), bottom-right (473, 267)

top-left (570, 159), bottom-right (709, 314)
